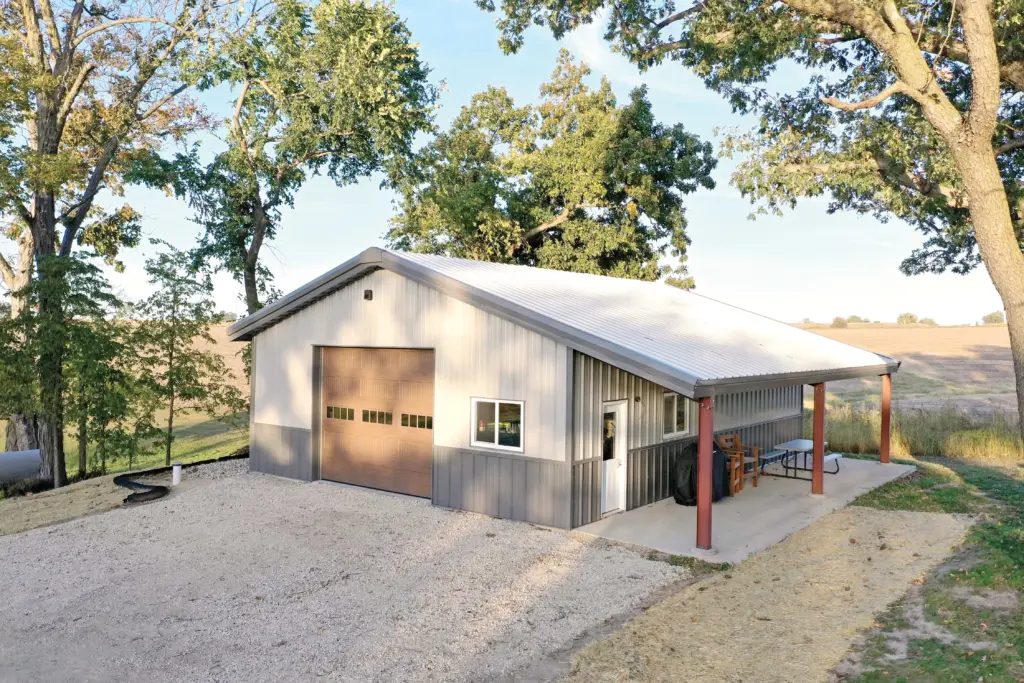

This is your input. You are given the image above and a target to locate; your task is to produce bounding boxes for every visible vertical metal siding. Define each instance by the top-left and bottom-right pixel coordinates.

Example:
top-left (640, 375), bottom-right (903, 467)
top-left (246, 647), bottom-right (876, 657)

top-left (251, 268), bottom-right (570, 485)
top-left (570, 351), bottom-right (807, 527)
top-left (250, 422), bottom-right (313, 481)
top-left (433, 446), bottom-right (570, 529)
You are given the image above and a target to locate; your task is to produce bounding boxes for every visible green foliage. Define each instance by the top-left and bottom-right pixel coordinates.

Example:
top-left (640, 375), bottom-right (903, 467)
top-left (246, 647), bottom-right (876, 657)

top-left (389, 51), bottom-right (715, 284)
top-left (134, 241), bottom-right (244, 465)
top-left (845, 315), bottom-right (867, 323)
top-left (919, 317), bottom-right (938, 326)
top-left (896, 312), bottom-right (919, 325)
top-left (831, 316), bottom-right (847, 328)
top-left (474, 0), bottom-right (1024, 276)
top-left (983, 310), bottom-right (1006, 324)
top-left (168, 0), bottom-right (439, 313)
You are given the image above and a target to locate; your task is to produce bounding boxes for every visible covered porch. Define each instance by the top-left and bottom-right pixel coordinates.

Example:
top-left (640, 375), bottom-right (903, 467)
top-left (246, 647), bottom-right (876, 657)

top-left (580, 375), bottom-right (905, 562)
top-left (578, 456), bottom-right (914, 563)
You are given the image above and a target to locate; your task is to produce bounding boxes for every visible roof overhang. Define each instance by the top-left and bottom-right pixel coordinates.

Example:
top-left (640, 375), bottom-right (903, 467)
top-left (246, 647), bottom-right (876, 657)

top-left (228, 247), bottom-right (901, 397)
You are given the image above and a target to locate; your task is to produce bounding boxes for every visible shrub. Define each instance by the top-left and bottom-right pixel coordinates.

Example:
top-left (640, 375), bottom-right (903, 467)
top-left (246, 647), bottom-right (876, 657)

top-left (982, 311), bottom-right (1005, 324)
top-left (831, 316), bottom-right (848, 328)
top-left (805, 404), bottom-right (1023, 462)
top-left (896, 312), bottom-right (919, 324)
top-left (919, 317), bottom-right (938, 326)
top-left (846, 315), bottom-right (867, 323)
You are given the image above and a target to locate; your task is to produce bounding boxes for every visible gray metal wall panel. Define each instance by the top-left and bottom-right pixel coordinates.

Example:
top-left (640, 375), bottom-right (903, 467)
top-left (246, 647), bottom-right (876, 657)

top-left (433, 446), bottom-right (569, 529)
top-left (250, 422), bottom-right (313, 481)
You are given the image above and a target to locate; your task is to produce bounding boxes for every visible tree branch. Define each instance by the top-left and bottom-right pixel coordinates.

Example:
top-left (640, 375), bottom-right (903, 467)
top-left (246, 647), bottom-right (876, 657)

top-left (820, 81), bottom-right (908, 110)
top-left (960, 0), bottom-right (1002, 137)
top-left (73, 17), bottom-right (178, 47)
top-left (138, 83), bottom-right (189, 121)
top-left (56, 62), bottom-right (95, 125)
top-left (652, 2), bottom-right (707, 30)
top-left (780, 154), bottom-right (969, 208)
top-left (524, 202), bottom-right (604, 240)
top-left (35, 0), bottom-right (63, 59)
top-left (996, 138), bottom-right (1024, 156)
top-left (0, 251), bottom-right (15, 290)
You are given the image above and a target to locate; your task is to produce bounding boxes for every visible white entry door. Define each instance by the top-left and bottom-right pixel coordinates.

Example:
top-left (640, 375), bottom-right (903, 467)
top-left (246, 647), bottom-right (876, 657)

top-left (601, 400), bottom-right (628, 515)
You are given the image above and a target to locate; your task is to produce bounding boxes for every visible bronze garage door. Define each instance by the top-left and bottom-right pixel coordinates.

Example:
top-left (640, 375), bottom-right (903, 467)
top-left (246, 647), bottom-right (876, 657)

top-left (320, 348), bottom-right (434, 497)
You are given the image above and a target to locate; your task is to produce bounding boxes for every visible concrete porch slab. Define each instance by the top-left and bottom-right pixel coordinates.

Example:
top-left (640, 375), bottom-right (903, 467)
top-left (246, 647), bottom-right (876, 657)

top-left (575, 457), bottom-right (915, 564)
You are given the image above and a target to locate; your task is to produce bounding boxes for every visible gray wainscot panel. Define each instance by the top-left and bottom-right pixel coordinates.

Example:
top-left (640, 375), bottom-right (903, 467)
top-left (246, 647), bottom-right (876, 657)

top-left (250, 422), bottom-right (314, 481)
top-left (433, 446), bottom-right (570, 529)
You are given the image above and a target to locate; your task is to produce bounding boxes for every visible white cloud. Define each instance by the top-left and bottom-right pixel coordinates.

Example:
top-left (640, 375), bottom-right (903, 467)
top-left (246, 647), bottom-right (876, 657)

top-left (563, 15), bottom-right (719, 104)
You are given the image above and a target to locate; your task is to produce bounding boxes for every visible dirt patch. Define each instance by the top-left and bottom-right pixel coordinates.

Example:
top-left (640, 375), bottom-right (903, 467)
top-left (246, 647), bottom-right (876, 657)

top-left (0, 475), bottom-right (129, 536)
top-left (561, 507), bottom-right (971, 683)
top-left (952, 586), bottom-right (1020, 614)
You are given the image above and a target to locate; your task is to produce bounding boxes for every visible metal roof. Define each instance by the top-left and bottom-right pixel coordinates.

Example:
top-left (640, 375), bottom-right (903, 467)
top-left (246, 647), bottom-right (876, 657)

top-left (228, 247), bottom-right (899, 397)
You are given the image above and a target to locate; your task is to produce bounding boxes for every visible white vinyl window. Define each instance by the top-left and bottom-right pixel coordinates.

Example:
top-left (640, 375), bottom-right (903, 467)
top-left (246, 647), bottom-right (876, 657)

top-left (471, 398), bottom-right (524, 452)
top-left (663, 392), bottom-right (691, 438)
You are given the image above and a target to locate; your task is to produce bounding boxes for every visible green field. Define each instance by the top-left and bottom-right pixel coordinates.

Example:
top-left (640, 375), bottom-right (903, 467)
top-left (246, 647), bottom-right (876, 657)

top-left (0, 410), bottom-right (248, 482)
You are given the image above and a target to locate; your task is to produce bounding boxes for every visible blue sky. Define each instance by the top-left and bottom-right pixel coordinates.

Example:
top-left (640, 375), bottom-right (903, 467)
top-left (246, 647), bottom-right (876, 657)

top-left (105, 0), bottom-right (1005, 324)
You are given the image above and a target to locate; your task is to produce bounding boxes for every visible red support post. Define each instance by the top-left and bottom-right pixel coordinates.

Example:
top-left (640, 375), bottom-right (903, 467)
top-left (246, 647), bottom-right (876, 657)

top-left (812, 383), bottom-right (825, 495)
top-left (696, 396), bottom-right (714, 550)
top-left (880, 373), bottom-right (892, 464)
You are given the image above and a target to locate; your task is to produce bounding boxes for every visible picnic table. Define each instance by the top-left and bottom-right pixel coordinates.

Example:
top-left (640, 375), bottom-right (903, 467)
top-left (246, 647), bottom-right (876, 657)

top-left (765, 438), bottom-right (841, 481)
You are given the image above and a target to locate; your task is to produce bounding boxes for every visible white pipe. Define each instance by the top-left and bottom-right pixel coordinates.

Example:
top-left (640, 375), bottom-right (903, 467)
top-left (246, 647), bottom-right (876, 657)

top-left (171, 462), bottom-right (182, 486)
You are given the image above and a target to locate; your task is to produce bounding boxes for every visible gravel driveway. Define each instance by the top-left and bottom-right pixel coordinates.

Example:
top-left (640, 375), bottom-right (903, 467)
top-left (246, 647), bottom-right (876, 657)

top-left (0, 473), bottom-right (683, 683)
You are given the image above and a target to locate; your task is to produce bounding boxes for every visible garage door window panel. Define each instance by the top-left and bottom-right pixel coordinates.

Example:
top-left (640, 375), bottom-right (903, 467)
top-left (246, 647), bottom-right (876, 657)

top-left (472, 399), bottom-right (524, 452)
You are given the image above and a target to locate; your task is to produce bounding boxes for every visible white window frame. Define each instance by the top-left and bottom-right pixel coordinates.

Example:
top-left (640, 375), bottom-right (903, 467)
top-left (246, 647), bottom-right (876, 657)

top-left (663, 392), bottom-right (691, 439)
top-left (471, 398), bottom-right (525, 453)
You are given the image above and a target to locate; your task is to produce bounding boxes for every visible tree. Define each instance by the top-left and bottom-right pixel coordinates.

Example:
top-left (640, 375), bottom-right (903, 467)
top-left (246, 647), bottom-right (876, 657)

top-left (897, 312), bottom-right (919, 324)
top-left (983, 310), bottom-right (1006, 324)
top-left (846, 315), bottom-right (867, 323)
top-left (135, 242), bottom-right (244, 466)
top-left (475, 0), bottom-right (1024, 438)
top-left (920, 317), bottom-right (939, 326)
top-left (389, 51), bottom-right (715, 286)
top-left (1, 0), bottom-right (244, 485)
top-left (168, 0), bottom-right (438, 316)
top-left (831, 316), bottom-right (848, 328)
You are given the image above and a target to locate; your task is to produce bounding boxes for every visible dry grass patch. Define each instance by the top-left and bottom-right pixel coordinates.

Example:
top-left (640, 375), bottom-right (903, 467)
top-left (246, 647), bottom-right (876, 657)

top-left (562, 507), bottom-right (970, 683)
top-left (0, 474), bottom-right (127, 536)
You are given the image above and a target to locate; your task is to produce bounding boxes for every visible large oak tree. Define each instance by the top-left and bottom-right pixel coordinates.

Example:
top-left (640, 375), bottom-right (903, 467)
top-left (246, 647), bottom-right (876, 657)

top-left (389, 51), bottom-right (715, 285)
top-left (477, 0), bottom-right (1024, 436)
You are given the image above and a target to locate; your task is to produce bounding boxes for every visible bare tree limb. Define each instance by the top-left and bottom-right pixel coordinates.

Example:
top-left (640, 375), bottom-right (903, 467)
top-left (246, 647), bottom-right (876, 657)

top-left (820, 81), bottom-right (908, 110)
top-left (138, 83), bottom-right (189, 120)
top-left (35, 0), bottom-right (63, 61)
top-left (73, 17), bottom-right (178, 48)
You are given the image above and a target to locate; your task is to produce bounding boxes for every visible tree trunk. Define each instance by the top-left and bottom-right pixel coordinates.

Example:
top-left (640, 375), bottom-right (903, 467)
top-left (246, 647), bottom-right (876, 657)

top-left (165, 393), bottom-right (175, 467)
top-left (33, 195), bottom-right (68, 488)
top-left (5, 414), bottom-right (39, 451)
top-left (6, 233), bottom-right (39, 452)
top-left (243, 260), bottom-right (260, 315)
top-left (77, 388), bottom-right (88, 480)
top-left (956, 146), bottom-right (1024, 443)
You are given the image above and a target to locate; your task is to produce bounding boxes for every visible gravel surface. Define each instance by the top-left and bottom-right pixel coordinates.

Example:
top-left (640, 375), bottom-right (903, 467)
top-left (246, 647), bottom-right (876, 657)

top-left (0, 474), bottom-right (683, 683)
top-left (181, 457), bottom-right (250, 480)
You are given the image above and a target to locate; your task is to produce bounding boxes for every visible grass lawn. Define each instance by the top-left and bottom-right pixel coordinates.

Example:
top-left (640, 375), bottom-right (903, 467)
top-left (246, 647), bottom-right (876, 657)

top-left (1, 410), bottom-right (248, 494)
top-left (839, 455), bottom-right (1024, 682)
